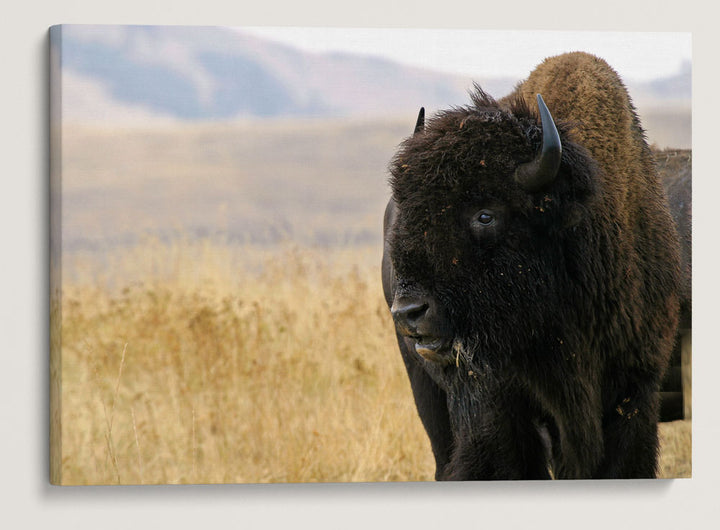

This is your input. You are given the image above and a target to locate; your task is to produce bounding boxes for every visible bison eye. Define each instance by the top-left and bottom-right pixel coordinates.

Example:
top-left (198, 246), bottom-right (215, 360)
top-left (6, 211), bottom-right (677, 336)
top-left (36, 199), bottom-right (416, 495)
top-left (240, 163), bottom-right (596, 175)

top-left (471, 210), bottom-right (496, 228)
top-left (478, 212), bottom-right (494, 224)
top-left (469, 208), bottom-right (502, 240)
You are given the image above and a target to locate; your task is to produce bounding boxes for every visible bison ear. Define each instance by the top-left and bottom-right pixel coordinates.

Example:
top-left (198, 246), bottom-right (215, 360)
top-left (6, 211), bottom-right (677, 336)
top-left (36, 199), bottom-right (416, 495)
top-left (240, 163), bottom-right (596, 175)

top-left (514, 94), bottom-right (562, 192)
top-left (414, 107), bottom-right (425, 134)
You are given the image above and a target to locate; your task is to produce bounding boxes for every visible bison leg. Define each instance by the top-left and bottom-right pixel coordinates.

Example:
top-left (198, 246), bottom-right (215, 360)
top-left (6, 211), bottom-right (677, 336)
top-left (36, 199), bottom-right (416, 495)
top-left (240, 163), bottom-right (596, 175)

top-left (594, 370), bottom-right (662, 478)
top-left (395, 334), bottom-right (454, 480)
top-left (443, 391), bottom-right (555, 480)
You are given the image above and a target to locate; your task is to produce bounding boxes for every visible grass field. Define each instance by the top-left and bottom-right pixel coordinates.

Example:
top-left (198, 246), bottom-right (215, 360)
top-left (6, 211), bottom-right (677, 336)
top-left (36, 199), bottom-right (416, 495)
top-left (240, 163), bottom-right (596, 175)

top-left (59, 118), bottom-right (409, 254)
top-left (54, 240), bottom-right (690, 485)
top-left (52, 115), bottom-right (691, 484)
top-left (56, 241), bottom-right (436, 484)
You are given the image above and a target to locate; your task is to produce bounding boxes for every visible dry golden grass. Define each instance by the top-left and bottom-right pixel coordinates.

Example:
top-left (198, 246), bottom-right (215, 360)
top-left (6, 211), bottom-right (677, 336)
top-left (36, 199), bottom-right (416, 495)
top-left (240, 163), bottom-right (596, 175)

top-left (54, 239), bottom-right (690, 484)
top-left (57, 241), bottom-right (435, 485)
top-left (658, 420), bottom-right (692, 479)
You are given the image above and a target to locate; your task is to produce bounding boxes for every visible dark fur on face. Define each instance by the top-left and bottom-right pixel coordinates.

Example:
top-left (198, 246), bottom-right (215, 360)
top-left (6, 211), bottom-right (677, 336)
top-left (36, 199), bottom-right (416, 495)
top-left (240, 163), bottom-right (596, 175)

top-left (390, 88), bottom-right (598, 373)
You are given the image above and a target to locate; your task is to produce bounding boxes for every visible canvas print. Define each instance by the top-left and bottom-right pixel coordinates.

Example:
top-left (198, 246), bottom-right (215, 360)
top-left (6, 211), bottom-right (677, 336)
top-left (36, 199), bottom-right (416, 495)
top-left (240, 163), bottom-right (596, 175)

top-left (49, 25), bottom-right (691, 485)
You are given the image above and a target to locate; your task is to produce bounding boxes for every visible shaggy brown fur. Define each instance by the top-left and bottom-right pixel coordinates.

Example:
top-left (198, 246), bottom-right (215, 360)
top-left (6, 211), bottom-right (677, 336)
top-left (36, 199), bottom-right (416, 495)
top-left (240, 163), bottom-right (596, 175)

top-left (383, 52), bottom-right (681, 479)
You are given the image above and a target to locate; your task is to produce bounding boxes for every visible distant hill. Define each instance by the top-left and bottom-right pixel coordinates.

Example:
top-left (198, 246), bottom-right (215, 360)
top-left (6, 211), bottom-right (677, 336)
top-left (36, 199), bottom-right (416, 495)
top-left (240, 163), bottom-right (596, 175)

top-left (55, 25), bottom-right (476, 122)
top-left (53, 25), bottom-right (691, 148)
top-left (628, 60), bottom-right (692, 105)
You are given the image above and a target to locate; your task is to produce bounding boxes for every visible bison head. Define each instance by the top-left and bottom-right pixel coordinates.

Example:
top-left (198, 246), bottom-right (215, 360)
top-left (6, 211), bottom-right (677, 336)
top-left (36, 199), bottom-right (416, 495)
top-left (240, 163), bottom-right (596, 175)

top-left (386, 89), bottom-right (598, 382)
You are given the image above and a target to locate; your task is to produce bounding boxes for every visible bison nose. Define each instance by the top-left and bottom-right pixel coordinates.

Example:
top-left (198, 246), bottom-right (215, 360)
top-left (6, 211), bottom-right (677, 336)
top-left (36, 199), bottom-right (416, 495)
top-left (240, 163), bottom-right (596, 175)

top-left (391, 298), bottom-right (430, 335)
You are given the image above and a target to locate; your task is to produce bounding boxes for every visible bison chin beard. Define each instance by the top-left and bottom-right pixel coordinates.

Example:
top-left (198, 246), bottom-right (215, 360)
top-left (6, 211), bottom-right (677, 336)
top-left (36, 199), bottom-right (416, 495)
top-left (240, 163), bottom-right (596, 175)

top-left (442, 336), bottom-right (497, 439)
top-left (442, 336), bottom-right (555, 479)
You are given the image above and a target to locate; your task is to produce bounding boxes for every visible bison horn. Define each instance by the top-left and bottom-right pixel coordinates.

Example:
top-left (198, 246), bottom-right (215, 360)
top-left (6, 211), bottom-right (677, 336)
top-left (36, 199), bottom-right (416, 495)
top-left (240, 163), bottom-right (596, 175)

top-left (414, 107), bottom-right (425, 134)
top-left (514, 94), bottom-right (562, 192)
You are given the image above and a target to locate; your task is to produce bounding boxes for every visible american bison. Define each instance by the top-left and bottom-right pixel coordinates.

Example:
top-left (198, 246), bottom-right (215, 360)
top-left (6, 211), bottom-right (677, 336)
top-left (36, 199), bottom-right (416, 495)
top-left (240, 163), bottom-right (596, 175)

top-left (656, 149), bottom-right (692, 421)
top-left (382, 52), bottom-right (681, 480)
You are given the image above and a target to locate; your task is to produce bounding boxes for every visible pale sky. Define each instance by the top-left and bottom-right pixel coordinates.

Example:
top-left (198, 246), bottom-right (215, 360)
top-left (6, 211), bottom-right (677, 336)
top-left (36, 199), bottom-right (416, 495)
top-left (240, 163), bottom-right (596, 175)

top-left (240, 27), bottom-right (692, 82)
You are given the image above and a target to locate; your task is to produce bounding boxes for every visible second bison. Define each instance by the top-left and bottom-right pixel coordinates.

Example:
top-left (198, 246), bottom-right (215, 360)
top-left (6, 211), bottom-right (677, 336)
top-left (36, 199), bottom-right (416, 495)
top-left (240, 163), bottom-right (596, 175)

top-left (382, 52), bottom-right (681, 479)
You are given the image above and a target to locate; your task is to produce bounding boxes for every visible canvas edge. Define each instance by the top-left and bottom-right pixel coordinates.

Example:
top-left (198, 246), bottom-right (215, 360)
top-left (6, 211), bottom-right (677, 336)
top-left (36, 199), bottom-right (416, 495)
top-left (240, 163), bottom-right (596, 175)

top-left (49, 24), bottom-right (63, 486)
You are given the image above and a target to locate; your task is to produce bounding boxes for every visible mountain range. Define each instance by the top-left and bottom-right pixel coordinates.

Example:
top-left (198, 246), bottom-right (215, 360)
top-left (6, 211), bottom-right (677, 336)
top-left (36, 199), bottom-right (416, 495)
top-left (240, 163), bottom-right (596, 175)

top-left (53, 25), bottom-right (691, 124)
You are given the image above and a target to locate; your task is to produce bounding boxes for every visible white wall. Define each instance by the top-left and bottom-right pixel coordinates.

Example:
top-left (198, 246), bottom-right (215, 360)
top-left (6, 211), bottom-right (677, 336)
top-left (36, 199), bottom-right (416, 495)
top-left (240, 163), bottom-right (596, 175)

top-left (3, 1), bottom-right (717, 529)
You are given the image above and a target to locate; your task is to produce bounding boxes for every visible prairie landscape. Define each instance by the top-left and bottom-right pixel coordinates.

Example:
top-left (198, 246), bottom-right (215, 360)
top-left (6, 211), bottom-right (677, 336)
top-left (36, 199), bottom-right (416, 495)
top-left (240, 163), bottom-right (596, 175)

top-left (53, 112), bottom-right (691, 485)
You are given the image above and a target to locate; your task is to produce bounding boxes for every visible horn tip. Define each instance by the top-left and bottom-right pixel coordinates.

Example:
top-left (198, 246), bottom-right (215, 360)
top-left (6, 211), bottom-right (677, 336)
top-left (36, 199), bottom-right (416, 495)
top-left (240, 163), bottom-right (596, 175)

top-left (414, 107), bottom-right (426, 134)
